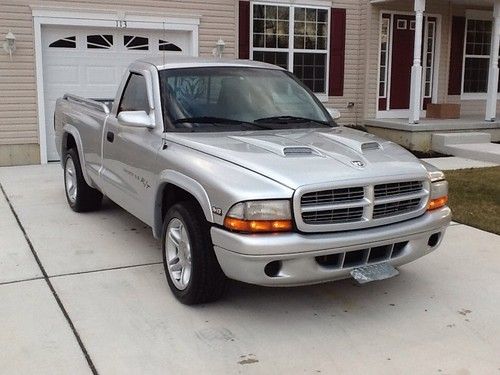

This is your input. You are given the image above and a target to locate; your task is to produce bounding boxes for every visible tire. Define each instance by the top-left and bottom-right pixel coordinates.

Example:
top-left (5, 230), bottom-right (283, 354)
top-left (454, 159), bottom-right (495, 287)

top-left (162, 201), bottom-right (228, 305)
top-left (63, 148), bottom-right (102, 212)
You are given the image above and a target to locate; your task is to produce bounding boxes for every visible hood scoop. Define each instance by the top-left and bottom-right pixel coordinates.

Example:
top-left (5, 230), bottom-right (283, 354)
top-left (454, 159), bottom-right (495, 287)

top-left (229, 135), bottom-right (323, 157)
top-left (361, 142), bottom-right (381, 151)
top-left (319, 132), bottom-right (382, 153)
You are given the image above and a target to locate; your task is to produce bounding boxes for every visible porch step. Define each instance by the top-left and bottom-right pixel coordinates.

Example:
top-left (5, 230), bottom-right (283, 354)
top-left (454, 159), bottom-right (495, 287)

top-left (432, 133), bottom-right (500, 164)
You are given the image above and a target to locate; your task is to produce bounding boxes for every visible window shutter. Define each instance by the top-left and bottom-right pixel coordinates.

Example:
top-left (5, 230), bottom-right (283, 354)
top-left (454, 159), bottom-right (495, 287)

top-left (239, 1), bottom-right (250, 59)
top-left (448, 16), bottom-right (466, 95)
top-left (329, 8), bottom-right (346, 97)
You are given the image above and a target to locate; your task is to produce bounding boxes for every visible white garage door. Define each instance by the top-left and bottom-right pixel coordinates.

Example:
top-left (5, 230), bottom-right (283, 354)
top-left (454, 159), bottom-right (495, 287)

top-left (42, 25), bottom-right (191, 161)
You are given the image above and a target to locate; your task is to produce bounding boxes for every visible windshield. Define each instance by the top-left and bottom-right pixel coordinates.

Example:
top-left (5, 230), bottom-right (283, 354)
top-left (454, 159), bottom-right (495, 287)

top-left (159, 67), bottom-right (334, 132)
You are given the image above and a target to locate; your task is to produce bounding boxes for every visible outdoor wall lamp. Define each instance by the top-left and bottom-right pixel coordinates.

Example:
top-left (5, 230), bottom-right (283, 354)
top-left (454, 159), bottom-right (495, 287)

top-left (213, 38), bottom-right (225, 58)
top-left (3, 30), bottom-right (16, 61)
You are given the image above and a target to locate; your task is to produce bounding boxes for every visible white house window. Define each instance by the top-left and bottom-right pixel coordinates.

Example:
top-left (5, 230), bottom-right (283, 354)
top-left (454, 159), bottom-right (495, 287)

top-left (423, 20), bottom-right (436, 97)
top-left (251, 3), bottom-right (329, 94)
top-left (378, 18), bottom-right (390, 98)
top-left (463, 19), bottom-right (493, 93)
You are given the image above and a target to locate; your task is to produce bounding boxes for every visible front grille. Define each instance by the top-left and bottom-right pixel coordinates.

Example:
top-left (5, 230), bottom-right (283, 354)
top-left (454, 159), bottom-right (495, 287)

top-left (374, 181), bottom-right (423, 199)
top-left (297, 179), bottom-right (429, 231)
top-left (302, 206), bottom-right (363, 224)
top-left (373, 198), bottom-right (421, 219)
top-left (315, 241), bottom-right (409, 269)
top-left (301, 186), bottom-right (364, 207)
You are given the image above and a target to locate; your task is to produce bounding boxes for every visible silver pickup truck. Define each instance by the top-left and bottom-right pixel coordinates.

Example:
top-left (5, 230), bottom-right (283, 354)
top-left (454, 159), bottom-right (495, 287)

top-left (54, 56), bottom-right (451, 304)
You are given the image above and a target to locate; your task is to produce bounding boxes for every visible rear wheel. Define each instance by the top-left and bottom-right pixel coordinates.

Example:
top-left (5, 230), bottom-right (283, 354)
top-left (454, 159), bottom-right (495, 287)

top-left (64, 148), bottom-right (102, 212)
top-left (162, 201), bottom-right (228, 304)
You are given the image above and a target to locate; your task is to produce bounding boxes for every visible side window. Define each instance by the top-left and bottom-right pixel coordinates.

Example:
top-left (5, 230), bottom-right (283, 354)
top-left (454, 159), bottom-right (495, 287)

top-left (118, 73), bottom-right (149, 113)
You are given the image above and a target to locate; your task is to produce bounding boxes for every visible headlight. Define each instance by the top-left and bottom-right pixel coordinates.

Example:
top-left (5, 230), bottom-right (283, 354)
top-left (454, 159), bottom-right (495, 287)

top-left (427, 173), bottom-right (448, 211)
top-left (223, 200), bottom-right (293, 233)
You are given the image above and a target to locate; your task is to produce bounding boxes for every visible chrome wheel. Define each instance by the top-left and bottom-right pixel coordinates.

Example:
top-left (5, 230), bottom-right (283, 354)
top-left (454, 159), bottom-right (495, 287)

top-left (65, 156), bottom-right (77, 204)
top-left (165, 218), bottom-right (192, 290)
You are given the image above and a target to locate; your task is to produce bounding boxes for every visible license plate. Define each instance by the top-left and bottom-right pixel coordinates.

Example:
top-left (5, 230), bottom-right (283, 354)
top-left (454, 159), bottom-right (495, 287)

top-left (350, 263), bottom-right (399, 284)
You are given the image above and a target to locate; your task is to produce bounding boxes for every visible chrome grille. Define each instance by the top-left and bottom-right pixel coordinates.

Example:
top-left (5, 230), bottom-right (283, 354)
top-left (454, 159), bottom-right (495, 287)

top-left (374, 181), bottom-right (423, 199)
top-left (373, 198), bottom-right (421, 219)
top-left (302, 206), bottom-right (363, 224)
top-left (301, 187), bottom-right (364, 207)
top-left (296, 179), bottom-right (429, 232)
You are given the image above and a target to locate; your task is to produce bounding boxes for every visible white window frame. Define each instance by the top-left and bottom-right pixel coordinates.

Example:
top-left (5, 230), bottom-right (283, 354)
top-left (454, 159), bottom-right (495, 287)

top-left (461, 10), bottom-right (499, 100)
top-left (250, 1), bottom-right (331, 101)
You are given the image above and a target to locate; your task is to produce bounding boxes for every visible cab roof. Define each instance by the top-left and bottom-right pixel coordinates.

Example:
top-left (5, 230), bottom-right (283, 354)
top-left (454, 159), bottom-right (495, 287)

top-left (137, 56), bottom-right (285, 71)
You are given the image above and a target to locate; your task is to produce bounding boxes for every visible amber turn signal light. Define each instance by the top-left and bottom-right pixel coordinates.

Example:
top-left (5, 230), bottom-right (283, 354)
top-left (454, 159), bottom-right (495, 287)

top-left (427, 195), bottom-right (448, 211)
top-left (224, 217), bottom-right (293, 233)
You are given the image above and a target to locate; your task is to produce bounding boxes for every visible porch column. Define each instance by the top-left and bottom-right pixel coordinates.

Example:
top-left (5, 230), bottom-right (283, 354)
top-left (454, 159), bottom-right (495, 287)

top-left (485, 1), bottom-right (500, 122)
top-left (409, 0), bottom-right (425, 124)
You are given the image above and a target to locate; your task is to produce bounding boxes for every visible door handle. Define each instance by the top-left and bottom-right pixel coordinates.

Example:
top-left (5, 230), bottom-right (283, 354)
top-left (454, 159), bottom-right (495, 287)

top-left (106, 131), bottom-right (114, 143)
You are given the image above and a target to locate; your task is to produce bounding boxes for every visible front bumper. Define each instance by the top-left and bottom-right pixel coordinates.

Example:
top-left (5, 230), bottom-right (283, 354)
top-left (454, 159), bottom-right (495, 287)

top-left (211, 207), bottom-right (451, 286)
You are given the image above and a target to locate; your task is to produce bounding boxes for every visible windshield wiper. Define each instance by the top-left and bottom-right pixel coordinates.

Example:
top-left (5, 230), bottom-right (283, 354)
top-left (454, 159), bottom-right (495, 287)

top-left (173, 116), bottom-right (272, 130)
top-left (254, 115), bottom-right (329, 126)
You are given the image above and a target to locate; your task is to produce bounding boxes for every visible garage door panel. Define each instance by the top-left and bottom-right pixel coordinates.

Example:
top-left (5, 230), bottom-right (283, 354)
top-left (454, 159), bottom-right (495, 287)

top-left (44, 65), bottom-right (80, 84)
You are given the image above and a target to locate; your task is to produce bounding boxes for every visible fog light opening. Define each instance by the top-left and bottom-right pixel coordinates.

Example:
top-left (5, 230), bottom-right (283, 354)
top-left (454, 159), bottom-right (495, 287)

top-left (428, 233), bottom-right (440, 247)
top-left (264, 261), bottom-right (282, 277)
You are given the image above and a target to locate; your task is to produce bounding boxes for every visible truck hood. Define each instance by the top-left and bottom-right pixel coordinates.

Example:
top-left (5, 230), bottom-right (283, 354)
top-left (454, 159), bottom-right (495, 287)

top-left (163, 127), bottom-right (428, 189)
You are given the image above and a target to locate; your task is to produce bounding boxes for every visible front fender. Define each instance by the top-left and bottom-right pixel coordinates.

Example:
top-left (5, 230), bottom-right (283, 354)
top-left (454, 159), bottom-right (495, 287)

top-left (153, 170), bottom-right (213, 238)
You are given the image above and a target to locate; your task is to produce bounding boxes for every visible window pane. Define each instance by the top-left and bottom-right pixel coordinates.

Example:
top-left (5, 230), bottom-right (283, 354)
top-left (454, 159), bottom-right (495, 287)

top-left (318, 9), bottom-right (328, 23)
top-left (293, 53), bottom-right (327, 93)
top-left (119, 74), bottom-right (149, 113)
top-left (463, 57), bottom-right (489, 93)
top-left (254, 4), bottom-right (264, 19)
top-left (295, 7), bottom-right (306, 21)
top-left (466, 19), bottom-right (492, 56)
top-left (253, 4), bottom-right (289, 49)
top-left (294, 36), bottom-right (305, 49)
top-left (253, 51), bottom-right (289, 70)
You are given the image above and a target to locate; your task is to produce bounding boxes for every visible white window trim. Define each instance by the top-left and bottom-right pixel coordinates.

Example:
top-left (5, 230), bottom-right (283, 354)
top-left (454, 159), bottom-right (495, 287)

top-left (460, 12), bottom-right (500, 100)
top-left (31, 6), bottom-right (200, 164)
top-left (250, 1), bottom-right (331, 99)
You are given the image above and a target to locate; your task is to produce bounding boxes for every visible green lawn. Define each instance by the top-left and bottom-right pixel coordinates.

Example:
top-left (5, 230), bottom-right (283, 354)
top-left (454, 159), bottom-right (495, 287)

top-left (445, 166), bottom-right (500, 235)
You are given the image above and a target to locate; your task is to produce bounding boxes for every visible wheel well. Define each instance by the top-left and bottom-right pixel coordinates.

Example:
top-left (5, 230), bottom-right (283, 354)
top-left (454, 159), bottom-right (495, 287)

top-left (161, 184), bottom-right (199, 220)
top-left (63, 132), bottom-right (77, 154)
top-left (154, 183), bottom-right (207, 238)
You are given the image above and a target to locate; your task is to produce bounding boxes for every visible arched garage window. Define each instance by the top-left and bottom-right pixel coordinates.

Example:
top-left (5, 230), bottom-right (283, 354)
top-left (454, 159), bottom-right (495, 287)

top-left (87, 35), bottom-right (113, 49)
top-left (124, 36), bottom-right (149, 50)
top-left (49, 36), bottom-right (76, 48)
top-left (159, 39), bottom-right (182, 51)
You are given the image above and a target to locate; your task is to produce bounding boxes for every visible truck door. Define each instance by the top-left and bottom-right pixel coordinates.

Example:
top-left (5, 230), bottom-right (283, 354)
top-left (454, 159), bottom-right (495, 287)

top-left (101, 71), bottom-right (163, 225)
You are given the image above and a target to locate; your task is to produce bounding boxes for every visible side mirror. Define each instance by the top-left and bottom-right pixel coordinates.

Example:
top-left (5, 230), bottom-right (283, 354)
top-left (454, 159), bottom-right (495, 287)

top-left (327, 108), bottom-right (341, 120)
top-left (117, 111), bottom-right (154, 129)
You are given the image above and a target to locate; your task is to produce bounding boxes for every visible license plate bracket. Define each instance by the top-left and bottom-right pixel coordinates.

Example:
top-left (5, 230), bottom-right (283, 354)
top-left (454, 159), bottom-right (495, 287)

top-left (350, 263), bottom-right (399, 284)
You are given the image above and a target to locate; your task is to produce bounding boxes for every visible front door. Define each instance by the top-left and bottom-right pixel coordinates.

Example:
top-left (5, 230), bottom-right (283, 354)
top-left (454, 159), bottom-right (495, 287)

top-left (378, 13), bottom-right (437, 113)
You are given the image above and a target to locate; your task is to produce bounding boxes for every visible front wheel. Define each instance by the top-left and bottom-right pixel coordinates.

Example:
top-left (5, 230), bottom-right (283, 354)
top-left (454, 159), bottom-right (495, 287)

top-left (162, 201), bottom-right (228, 304)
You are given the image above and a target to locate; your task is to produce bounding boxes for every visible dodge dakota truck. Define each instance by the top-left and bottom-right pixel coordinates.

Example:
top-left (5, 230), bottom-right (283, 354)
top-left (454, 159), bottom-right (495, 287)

top-left (54, 56), bottom-right (451, 304)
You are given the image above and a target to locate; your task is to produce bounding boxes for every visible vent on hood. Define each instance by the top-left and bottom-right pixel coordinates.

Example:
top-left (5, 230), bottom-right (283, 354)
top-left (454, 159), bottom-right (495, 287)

top-left (283, 147), bottom-right (315, 156)
top-left (361, 142), bottom-right (381, 151)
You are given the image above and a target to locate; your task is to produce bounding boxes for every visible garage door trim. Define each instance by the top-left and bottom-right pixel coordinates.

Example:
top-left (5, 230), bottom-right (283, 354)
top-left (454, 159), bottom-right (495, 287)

top-left (32, 7), bottom-right (200, 163)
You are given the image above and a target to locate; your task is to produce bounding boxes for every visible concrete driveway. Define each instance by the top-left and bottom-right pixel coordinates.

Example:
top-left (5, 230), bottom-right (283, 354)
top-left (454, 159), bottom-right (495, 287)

top-left (1, 164), bottom-right (499, 375)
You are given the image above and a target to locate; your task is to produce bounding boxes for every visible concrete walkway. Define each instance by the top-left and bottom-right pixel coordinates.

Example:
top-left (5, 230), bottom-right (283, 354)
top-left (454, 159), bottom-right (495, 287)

top-left (1, 164), bottom-right (500, 374)
top-left (421, 156), bottom-right (498, 171)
